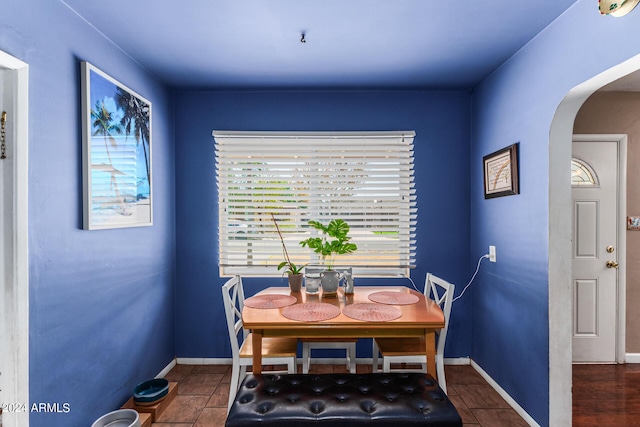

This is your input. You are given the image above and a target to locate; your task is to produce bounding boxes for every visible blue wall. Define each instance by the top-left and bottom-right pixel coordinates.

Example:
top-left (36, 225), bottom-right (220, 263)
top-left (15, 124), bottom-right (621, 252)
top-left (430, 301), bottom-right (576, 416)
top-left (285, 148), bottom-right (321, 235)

top-left (173, 90), bottom-right (474, 360)
top-left (1, 1), bottom-right (175, 425)
top-left (470, 1), bottom-right (640, 425)
top-left (7, 0), bottom-right (640, 425)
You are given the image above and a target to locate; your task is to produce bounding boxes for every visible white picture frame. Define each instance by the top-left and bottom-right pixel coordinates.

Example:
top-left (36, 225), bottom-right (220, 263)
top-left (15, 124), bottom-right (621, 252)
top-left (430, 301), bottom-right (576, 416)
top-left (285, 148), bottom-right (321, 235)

top-left (81, 61), bottom-right (152, 229)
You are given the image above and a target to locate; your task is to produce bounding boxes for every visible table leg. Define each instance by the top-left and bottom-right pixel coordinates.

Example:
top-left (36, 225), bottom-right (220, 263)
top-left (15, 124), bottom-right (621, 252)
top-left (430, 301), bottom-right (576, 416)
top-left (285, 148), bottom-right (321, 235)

top-left (252, 330), bottom-right (263, 375)
top-left (425, 329), bottom-right (436, 380)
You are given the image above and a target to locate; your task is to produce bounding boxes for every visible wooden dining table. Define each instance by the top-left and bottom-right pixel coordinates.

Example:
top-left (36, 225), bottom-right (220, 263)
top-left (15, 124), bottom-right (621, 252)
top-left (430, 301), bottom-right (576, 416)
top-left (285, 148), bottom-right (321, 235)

top-left (242, 285), bottom-right (445, 378)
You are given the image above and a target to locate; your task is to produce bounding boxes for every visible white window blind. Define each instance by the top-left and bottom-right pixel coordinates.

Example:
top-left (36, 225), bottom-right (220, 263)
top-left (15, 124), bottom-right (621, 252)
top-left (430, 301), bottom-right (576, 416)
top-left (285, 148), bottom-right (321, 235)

top-left (214, 131), bottom-right (417, 277)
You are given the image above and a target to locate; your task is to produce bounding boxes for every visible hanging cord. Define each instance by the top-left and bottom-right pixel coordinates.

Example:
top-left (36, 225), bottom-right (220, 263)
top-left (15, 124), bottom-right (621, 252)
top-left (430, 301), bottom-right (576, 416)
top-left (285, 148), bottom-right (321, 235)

top-left (407, 275), bottom-right (420, 292)
top-left (407, 253), bottom-right (489, 298)
top-left (452, 254), bottom-right (489, 303)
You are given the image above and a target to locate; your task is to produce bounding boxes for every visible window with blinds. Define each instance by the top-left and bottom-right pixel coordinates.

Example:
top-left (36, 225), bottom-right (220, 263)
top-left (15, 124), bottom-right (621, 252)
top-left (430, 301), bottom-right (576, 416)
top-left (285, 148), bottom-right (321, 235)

top-left (214, 131), bottom-right (417, 277)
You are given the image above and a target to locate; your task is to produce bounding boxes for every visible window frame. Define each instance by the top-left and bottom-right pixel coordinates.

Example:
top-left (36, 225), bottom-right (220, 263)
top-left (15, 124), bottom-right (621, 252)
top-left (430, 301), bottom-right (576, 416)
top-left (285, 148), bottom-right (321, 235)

top-left (214, 131), bottom-right (417, 277)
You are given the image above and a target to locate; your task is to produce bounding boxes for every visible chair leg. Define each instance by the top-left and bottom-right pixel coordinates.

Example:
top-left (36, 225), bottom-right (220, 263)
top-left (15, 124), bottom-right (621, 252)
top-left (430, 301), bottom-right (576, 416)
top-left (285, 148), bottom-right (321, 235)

top-left (436, 354), bottom-right (446, 394)
top-left (287, 357), bottom-right (296, 374)
top-left (302, 342), bottom-right (311, 374)
top-left (347, 342), bottom-right (356, 374)
top-left (345, 348), bottom-right (350, 370)
top-left (227, 363), bottom-right (241, 412)
top-left (382, 357), bottom-right (391, 373)
top-left (372, 340), bottom-right (380, 373)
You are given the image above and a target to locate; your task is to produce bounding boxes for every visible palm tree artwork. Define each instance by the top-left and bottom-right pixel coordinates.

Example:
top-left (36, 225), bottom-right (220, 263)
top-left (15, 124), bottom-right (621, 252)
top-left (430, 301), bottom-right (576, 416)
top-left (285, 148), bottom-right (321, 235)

top-left (85, 64), bottom-right (152, 228)
top-left (115, 87), bottom-right (151, 190)
top-left (91, 100), bottom-right (131, 215)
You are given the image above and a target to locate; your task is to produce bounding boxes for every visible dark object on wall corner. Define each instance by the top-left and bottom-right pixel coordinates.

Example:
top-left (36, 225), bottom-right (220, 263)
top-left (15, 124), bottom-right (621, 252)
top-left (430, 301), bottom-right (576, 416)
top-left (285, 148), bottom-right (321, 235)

top-left (483, 143), bottom-right (520, 199)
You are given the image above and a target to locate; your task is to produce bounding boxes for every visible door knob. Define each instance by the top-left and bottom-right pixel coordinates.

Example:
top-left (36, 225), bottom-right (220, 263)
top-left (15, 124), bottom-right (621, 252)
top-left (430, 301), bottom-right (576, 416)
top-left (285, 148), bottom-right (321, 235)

top-left (606, 260), bottom-right (619, 269)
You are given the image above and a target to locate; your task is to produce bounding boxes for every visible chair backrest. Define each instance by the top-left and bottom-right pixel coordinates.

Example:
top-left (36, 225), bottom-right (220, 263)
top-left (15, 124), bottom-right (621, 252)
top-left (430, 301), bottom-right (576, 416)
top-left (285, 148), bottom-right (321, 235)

top-left (425, 273), bottom-right (455, 355)
top-left (221, 275), bottom-right (247, 358)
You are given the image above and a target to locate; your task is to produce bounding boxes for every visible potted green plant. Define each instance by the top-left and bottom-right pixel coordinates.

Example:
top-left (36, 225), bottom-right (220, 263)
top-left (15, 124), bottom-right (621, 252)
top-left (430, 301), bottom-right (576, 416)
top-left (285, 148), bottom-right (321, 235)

top-left (299, 219), bottom-right (357, 294)
top-left (271, 214), bottom-right (306, 292)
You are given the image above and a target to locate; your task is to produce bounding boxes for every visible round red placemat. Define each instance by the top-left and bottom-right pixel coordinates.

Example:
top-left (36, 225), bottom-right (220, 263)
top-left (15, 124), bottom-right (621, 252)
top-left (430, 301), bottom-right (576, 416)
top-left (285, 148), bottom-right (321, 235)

top-left (282, 303), bottom-right (341, 322)
top-left (244, 294), bottom-right (297, 309)
top-left (342, 303), bottom-right (402, 322)
top-left (368, 291), bottom-right (419, 305)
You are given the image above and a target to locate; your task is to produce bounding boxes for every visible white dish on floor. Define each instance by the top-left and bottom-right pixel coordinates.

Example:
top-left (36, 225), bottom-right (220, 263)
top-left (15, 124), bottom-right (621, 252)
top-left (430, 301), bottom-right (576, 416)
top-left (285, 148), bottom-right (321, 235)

top-left (91, 408), bottom-right (140, 427)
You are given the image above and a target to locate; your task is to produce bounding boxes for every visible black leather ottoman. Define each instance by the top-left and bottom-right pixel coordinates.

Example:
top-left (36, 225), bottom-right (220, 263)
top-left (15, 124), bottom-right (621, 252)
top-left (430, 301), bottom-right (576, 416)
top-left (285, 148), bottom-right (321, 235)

top-left (225, 373), bottom-right (462, 426)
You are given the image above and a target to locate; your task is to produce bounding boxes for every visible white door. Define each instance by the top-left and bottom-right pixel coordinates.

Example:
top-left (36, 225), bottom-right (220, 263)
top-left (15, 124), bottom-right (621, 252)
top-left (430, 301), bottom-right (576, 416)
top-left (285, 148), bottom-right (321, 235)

top-left (0, 50), bottom-right (30, 427)
top-left (572, 138), bottom-right (619, 363)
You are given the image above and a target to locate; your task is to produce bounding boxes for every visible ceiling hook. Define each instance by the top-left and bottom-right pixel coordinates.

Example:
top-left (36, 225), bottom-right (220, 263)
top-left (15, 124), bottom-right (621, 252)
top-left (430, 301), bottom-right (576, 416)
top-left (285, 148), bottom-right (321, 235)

top-left (300, 33), bottom-right (306, 43)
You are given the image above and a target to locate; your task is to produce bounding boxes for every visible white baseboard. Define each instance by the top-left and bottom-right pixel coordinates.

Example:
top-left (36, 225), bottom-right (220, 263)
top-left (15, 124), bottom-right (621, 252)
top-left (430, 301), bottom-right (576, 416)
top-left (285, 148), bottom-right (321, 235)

top-left (305, 357), bottom-right (360, 365)
top-left (625, 353), bottom-right (640, 363)
top-left (175, 356), bottom-right (471, 367)
top-left (470, 360), bottom-right (540, 427)
top-left (175, 357), bottom-right (471, 372)
top-left (156, 358), bottom-right (177, 378)
top-left (179, 356), bottom-right (360, 366)
top-left (177, 357), bottom-right (233, 365)
top-left (444, 357), bottom-right (470, 365)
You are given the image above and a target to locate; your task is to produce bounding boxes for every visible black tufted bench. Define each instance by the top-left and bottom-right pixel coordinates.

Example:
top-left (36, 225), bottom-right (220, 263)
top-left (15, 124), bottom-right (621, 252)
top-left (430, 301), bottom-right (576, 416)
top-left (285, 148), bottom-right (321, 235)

top-left (225, 372), bottom-right (462, 426)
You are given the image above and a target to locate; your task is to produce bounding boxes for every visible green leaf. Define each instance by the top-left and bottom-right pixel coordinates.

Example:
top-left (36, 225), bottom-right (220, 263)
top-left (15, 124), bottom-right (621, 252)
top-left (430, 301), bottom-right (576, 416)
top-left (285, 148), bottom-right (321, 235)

top-left (343, 243), bottom-right (358, 254)
top-left (307, 220), bottom-right (327, 233)
top-left (327, 219), bottom-right (349, 239)
top-left (299, 218), bottom-right (358, 264)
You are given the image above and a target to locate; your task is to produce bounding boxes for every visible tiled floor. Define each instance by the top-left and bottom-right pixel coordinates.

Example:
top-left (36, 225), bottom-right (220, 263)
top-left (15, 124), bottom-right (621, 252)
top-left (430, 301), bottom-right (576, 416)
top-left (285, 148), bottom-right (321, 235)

top-left (153, 363), bottom-right (528, 426)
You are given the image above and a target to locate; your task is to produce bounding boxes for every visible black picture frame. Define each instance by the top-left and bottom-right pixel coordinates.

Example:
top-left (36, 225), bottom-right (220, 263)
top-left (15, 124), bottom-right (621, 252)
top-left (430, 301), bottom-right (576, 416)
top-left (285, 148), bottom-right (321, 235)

top-left (483, 143), bottom-right (519, 199)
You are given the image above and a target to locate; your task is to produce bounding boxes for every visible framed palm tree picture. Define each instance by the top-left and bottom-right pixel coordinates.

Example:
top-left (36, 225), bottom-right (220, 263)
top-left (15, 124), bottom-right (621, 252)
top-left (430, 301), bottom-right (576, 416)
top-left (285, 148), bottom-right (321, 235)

top-left (81, 61), bottom-right (152, 229)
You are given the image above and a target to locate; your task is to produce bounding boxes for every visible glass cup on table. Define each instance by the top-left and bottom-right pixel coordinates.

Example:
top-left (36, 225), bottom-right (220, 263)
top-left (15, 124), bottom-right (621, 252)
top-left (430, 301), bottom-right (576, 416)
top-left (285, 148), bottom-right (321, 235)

top-left (304, 273), bottom-right (321, 294)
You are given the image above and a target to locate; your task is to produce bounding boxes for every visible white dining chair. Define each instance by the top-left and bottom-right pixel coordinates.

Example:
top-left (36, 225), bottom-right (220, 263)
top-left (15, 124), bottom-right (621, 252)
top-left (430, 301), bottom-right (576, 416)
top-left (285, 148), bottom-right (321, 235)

top-left (371, 273), bottom-right (455, 393)
top-left (301, 267), bottom-right (357, 374)
top-left (221, 275), bottom-right (297, 411)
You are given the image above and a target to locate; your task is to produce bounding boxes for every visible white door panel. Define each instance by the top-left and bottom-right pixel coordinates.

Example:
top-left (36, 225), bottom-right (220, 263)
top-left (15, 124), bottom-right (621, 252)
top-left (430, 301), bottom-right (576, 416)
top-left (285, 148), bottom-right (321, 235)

top-left (574, 279), bottom-right (598, 336)
top-left (574, 201), bottom-right (598, 258)
top-left (572, 139), bottom-right (618, 363)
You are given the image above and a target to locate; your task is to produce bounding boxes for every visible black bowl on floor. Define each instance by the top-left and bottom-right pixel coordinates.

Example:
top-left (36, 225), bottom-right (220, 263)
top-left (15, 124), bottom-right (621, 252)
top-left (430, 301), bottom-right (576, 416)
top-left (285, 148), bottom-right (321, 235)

top-left (133, 378), bottom-right (169, 406)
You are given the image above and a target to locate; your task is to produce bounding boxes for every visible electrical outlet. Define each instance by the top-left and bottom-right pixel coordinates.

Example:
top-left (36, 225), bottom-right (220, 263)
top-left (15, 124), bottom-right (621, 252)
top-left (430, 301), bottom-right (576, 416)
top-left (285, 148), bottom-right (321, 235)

top-left (489, 245), bottom-right (496, 262)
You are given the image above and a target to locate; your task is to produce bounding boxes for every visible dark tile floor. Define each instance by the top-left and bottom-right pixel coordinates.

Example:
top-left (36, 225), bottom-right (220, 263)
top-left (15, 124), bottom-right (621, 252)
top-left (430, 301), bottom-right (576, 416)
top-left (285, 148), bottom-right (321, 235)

top-left (153, 363), bottom-right (529, 426)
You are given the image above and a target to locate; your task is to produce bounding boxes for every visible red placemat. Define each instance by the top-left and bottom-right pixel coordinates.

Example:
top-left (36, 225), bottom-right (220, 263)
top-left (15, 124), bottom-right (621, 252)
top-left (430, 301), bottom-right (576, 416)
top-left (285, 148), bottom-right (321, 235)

top-left (342, 303), bottom-right (402, 322)
top-left (368, 291), bottom-right (419, 305)
top-left (282, 303), bottom-right (341, 322)
top-left (244, 294), bottom-right (297, 309)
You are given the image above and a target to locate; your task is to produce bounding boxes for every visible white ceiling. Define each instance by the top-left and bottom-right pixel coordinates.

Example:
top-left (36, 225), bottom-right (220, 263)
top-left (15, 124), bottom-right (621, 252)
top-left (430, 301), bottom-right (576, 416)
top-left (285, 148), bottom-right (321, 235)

top-left (61, 0), bottom-right (581, 90)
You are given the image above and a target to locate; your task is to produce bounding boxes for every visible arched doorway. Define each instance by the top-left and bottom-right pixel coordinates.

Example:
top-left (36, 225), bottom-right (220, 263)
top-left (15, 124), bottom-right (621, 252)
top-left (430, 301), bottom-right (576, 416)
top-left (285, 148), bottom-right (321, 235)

top-left (549, 53), bottom-right (640, 424)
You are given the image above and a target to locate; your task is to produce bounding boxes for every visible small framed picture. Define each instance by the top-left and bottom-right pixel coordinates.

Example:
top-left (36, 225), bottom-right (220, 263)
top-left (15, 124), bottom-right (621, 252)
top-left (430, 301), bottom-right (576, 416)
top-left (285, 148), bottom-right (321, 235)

top-left (81, 61), bottom-right (152, 230)
top-left (628, 216), bottom-right (640, 230)
top-left (483, 143), bottom-right (519, 199)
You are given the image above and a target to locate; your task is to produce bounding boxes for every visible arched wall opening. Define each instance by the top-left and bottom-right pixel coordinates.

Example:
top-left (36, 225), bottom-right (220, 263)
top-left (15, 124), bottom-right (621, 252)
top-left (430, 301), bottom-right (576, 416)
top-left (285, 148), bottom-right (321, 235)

top-left (549, 52), bottom-right (640, 425)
